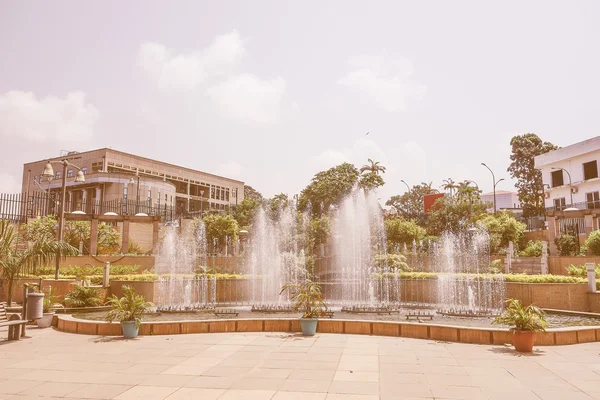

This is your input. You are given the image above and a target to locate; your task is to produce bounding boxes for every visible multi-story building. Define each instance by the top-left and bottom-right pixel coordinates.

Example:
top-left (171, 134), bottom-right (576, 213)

top-left (535, 136), bottom-right (600, 211)
top-left (21, 148), bottom-right (244, 218)
top-left (480, 190), bottom-right (521, 212)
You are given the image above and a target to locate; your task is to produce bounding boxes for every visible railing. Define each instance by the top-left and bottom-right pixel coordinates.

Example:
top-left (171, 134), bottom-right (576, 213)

top-left (0, 192), bottom-right (178, 222)
top-left (546, 201), bottom-right (600, 212)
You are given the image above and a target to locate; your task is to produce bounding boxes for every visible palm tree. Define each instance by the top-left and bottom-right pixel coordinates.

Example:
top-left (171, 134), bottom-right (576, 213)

top-left (441, 178), bottom-right (457, 197)
top-left (360, 159), bottom-right (386, 175)
top-left (456, 180), bottom-right (481, 204)
top-left (0, 219), bottom-right (79, 305)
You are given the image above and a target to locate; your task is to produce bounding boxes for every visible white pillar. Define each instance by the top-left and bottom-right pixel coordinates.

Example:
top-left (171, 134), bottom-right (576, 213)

top-left (505, 241), bottom-right (513, 273)
top-left (81, 189), bottom-right (87, 212)
top-left (541, 241), bottom-right (548, 274)
top-left (587, 262), bottom-right (597, 293)
top-left (103, 262), bottom-right (110, 287)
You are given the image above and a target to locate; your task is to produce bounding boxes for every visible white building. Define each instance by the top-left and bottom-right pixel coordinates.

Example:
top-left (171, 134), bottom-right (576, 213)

top-left (480, 190), bottom-right (520, 211)
top-left (534, 136), bottom-right (600, 211)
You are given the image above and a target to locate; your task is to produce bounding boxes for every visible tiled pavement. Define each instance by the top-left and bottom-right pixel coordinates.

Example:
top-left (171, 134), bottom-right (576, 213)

top-left (2, 327), bottom-right (600, 399)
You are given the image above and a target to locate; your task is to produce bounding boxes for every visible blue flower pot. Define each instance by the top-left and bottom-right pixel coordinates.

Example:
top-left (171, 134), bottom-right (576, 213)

top-left (121, 321), bottom-right (139, 339)
top-left (300, 318), bottom-right (318, 336)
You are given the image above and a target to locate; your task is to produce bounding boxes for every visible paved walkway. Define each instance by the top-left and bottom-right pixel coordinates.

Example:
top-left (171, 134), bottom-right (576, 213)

top-left (2, 328), bottom-right (600, 399)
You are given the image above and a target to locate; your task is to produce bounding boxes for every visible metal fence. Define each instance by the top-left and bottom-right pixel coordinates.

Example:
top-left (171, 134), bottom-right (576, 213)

top-left (0, 192), bottom-right (178, 223)
top-left (546, 201), bottom-right (600, 212)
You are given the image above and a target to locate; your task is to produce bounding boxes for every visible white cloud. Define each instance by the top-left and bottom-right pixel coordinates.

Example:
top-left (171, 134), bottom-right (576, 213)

top-left (217, 161), bottom-right (243, 178)
top-left (138, 30), bottom-right (245, 92)
top-left (313, 138), bottom-right (389, 172)
top-left (0, 90), bottom-right (98, 142)
top-left (338, 51), bottom-right (426, 112)
top-left (206, 74), bottom-right (286, 124)
top-left (0, 90), bottom-right (99, 194)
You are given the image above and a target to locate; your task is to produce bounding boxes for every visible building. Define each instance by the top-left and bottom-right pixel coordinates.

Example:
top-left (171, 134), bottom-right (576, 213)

top-left (21, 148), bottom-right (244, 218)
top-left (480, 190), bottom-right (521, 211)
top-left (535, 136), bottom-right (600, 211)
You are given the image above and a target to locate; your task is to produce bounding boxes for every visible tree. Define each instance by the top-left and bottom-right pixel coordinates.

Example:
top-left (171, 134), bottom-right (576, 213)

top-left (441, 178), bottom-right (458, 197)
top-left (385, 182), bottom-right (438, 225)
top-left (508, 133), bottom-right (559, 217)
top-left (456, 181), bottom-right (482, 204)
top-left (97, 224), bottom-right (121, 254)
top-left (359, 172), bottom-right (385, 191)
top-left (426, 196), bottom-right (487, 235)
top-left (233, 198), bottom-right (261, 230)
top-left (360, 159), bottom-right (386, 175)
top-left (476, 212), bottom-right (526, 254)
top-left (244, 185), bottom-right (263, 201)
top-left (385, 217), bottom-right (426, 251)
top-left (298, 163), bottom-right (360, 215)
top-left (0, 219), bottom-right (79, 305)
top-left (203, 214), bottom-right (239, 253)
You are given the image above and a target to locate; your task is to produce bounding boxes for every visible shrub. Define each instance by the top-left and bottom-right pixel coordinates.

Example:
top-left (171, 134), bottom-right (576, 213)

top-left (374, 253), bottom-right (410, 271)
top-left (585, 230), bottom-right (600, 255)
top-left (63, 284), bottom-right (103, 308)
top-left (493, 298), bottom-right (547, 332)
top-left (555, 234), bottom-right (578, 256)
top-left (105, 286), bottom-right (153, 328)
top-left (477, 212), bottom-right (526, 254)
top-left (519, 240), bottom-right (544, 257)
top-left (385, 217), bottom-right (426, 249)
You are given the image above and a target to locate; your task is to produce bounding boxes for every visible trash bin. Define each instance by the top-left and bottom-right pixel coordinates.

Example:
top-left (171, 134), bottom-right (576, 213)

top-left (26, 292), bottom-right (45, 320)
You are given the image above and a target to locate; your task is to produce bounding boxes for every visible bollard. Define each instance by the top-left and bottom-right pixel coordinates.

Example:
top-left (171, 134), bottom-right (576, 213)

top-left (587, 262), bottom-right (597, 293)
top-left (103, 262), bottom-right (110, 287)
top-left (541, 242), bottom-right (549, 274)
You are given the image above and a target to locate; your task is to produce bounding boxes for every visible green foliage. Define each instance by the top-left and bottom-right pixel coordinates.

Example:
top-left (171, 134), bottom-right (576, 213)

top-left (244, 185), bottom-right (263, 201)
top-left (555, 234), bottom-right (578, 256)
top-left (1, 219), bottom-right (79, 305)
top-left (519, 240), bottom-right (544, 257)
top-left (375, 271), bottom-right (587, 284)
top-left (105, 285), bottom-right (153, 328)
top-left (585, 230), bottom-right (600, 256)
top-left (477, 212), bottom-right (526, 254)
top-left (97, 224), bottom-right (121, 254)
top-left (487, 259), bottom-right (505, 274)
top-left (385, 217), bottom-right (426, 250)
top-left (308, 216), bottom-right (330, 245)
top-left (42, 287), bottom-right (63, 313)
top-left (567, 264), bottom-right (600, 277)
top-left (374, 253), bottom-right (410, 271)
top-left (63, 284), bottom-right (102, 308)
top-left (386, 182), bottom-right (438, 225)
top-left (280, 280), bottom-right (327, 319)
top-left (298, 163), bottom-right (360, 215)
top-left (359, 172), bottom-right (385, 190)
top-left (203, 214), bottom-right (239, 252)
top-left (233, 198), bottom-right (261, 230)
top-left (493, 298), bottom-right (548, 332)
top-left (455, 180), bottom-right (482, 204)
top-left (426, 196), bottom-right (487, 235)
top-left (508, 133), bottom-right (559, 217)
top-left (22, 216), bottom-right (56, 242)
top-left (33, 264), bottom-right (141, 277)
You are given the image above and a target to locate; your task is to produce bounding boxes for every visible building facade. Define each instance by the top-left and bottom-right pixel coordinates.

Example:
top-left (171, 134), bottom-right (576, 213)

top-left (480, 190), bottom-right (521, 211)
top-left (21, 148), bottom-right (244, 218)
top-left (535, 136), bottom-right (600, 211)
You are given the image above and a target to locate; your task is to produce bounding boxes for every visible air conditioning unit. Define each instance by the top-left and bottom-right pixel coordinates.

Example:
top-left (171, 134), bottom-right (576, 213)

top-left (571, 187), bottom-right (578, 194)
top-left (544, 192), bottom-right (550, 199)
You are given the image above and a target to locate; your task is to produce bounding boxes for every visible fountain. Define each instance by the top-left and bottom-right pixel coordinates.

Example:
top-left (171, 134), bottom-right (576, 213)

top-left (155, 221), bottom-right (216, 311)
top-left (248, 200), bottom-right (309, 309)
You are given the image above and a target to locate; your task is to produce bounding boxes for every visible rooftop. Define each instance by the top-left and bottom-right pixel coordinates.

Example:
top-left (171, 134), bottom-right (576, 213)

top-left (535, 136), bottom-right (600, 168)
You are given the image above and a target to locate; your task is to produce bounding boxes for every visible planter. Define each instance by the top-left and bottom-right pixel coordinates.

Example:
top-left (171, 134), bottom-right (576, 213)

top-left (36, 313), bottom-right (54, 328)
top-left (300, 318), bottom-right (318, 336)
top-left (121, 321), bottom-right (139, 339)
top-left (513, 331), bottom-right (536, 352)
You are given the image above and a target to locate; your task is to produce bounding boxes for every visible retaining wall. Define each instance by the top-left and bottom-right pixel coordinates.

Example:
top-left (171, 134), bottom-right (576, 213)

top-left (549, 256), bottom-right (600, 276)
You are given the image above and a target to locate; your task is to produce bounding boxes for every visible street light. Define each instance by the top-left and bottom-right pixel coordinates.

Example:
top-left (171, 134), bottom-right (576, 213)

top-left (129, 175), bottom-right (141, 213)
top-left (551, 167), bottom-right (573, 206)
top-left (481, 163), bottom-right (504, 213)
top-left (400, 179), bottom-right (410, 193)
top-left (42, 160), bottom-right (85, 280)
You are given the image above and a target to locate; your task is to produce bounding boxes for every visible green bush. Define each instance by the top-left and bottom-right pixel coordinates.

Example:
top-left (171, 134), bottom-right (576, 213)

top-left (374, 271), bottom-right (587, 284)
top-left (34, 265), bottom-right (142, 277)
top-left (374, 253), bottom-right (410, 271)
top-left (567, 264), bottom-right (600, 277)
top-left (63, 284), bottom-right (103, 308)
top-left (555, 234), bottom-right (578, 256)
top-left (519, 240), bottom-right (544, 257)
top-left (585, 230), bottom-right (600, 255)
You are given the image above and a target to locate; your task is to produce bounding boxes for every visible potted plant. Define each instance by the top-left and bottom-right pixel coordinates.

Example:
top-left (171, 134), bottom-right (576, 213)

top-left (105, 286), bottom-right (153, 339)
top-left (493, 298), bottom-right (548, 352)
top-left (36, 288), bottom-right (63, 328)
top-left (280, 280), bottom-right (327, 336)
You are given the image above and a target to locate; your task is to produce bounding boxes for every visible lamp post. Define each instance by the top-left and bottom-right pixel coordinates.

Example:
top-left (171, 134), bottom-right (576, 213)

top-left (481, 163), bottom-right (504, 213)
top-left (129, 175), bottom-right (141, 214)
top-left (551, 167), bottom-right (573, 206)
top-left (42, 160), bottom-right (85, 280)
top-left (400, 179), bottom-right (410, 193)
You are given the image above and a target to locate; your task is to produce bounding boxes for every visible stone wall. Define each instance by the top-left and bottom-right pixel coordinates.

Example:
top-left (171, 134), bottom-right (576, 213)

top-left (548, 256), bottom-right (600, 276)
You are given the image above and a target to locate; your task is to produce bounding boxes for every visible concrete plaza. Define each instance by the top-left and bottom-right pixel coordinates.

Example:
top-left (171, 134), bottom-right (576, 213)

top-left (2, 328), bottom-right (600, 399)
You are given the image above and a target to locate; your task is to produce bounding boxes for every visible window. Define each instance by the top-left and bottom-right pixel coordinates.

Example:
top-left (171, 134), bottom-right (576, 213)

top-left (55, 171), bottom-right (61, 179)
top-left (33, 175), bottom-right (37, 183)
top-left (147, 189), bottom-right (151, 202)
top-left (226, 189), bottom-right (230, 201)
top-left (554, 197), bottom-right (566, 211)
top-left (123, 186), bottom-right (128, 200)
top-left (551, 170), bottom-right (564, 187)
top-left (211, 187), bottom-right (215, 199)
top-left (587, 192), bottom-right (600, 209)
top-left (81, 167), bottom-right (87, 175)
top-left (584, 161), bottom-right (598, 180)
top-left (67, 169), bottom-right (73, 178)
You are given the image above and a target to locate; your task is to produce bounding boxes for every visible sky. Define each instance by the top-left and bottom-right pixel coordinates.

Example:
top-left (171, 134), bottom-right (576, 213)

top-left (1, 1), bottom-right (599, 204)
